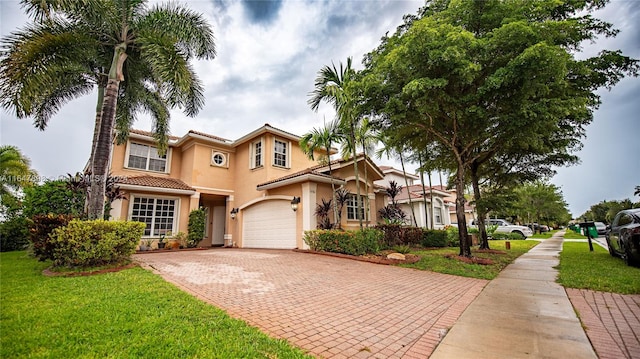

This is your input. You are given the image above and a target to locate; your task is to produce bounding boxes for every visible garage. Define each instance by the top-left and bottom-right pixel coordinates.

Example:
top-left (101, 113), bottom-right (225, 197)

top-left (242, 200), bottom-right (297, 248)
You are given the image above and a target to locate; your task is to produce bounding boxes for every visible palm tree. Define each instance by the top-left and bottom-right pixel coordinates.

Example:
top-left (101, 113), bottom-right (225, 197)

top-left (309, 57), bottom-right (364, 229)
top-left (0, 145), bottom-right (37, 206)
top-left (300, 119), bottom-right (343, 224)
top-left (1, 0), bottom-right (216, 219)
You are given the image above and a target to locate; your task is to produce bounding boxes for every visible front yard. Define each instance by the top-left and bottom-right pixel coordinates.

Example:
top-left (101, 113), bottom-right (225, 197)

top-left (398, 240), bottom-right (539, 280)
top-left (0, 251), bottom-right (310, 359)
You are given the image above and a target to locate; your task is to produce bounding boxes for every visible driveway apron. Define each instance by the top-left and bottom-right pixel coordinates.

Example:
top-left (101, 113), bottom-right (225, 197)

top-left (134, 249), bottom-right (487, 358)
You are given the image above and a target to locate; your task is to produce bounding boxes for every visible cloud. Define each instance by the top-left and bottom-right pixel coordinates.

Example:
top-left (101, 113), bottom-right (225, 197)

top-left (240, 0), bottom-right (283, 25)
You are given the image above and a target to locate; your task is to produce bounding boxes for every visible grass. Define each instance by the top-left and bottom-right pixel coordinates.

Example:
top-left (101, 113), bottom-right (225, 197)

top-left (563, 229), bottom-right (587, 239)
top-left (557, 242), bottom-right (640, 294)
top-left (0, 251), bottom-right (311, 359)
top-left (399, 240), bottom-right (539, 280)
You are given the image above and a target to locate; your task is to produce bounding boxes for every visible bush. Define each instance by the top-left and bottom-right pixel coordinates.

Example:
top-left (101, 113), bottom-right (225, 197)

top-left (187, 209), bottom-right (206, 248)
top-left (29, 214), bottom-right (74, 261)
top-left (374, 224), bottom-right (423, 248)
top-left (392, 244), bottom-right (412, 254)
top-left (445, 226), bottom-right (460, 247)
top-left (490, 232), bottom-right (526, 240)
top-left (0, 216), bottom-right (30, 252)
top-left (23, 180), bottom-right (85, 217)
top-left (421, 229), bottom-right (448, 247)
top-left (303, 229), bottom-right (383, 256)
top-left (50, 220), bottom-right (145, 268)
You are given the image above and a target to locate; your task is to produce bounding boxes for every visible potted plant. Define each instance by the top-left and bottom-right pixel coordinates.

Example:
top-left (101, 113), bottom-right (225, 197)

top-left (139, 238), bottom-right (152, 251)
top-left (170, 231), bottom-right (187, 249)
top-left (157, 233), bottom-right (167, 249)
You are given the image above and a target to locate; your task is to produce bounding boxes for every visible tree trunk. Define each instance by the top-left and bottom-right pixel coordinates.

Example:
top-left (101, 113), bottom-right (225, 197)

top-left (399, 153), bottom-right (418, 227)
top-left (327, 148), bottom-right (338, 228)
top-left (350, 122), bottom-right (363, 230)
top-left (87, 44), bottom-right (127, 220)
top-left (428, 172), bottom-right (434, 229)
top-left (455, 159), bottom-right (471, 257)
top-left (84, 82), bottom-right (106, 214)
top-left (418, 157), bottom-right (429, 229)
top-left (361, 139), bottom-right (369, 228)
top-left (470, 162), bottom-right (490, 250)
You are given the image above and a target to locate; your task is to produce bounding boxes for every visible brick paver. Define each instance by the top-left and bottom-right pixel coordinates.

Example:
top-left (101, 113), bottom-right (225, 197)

top-left (134, 249), bottom-right (487, 358)
top-left (567, 288), bottom-right (640, 359)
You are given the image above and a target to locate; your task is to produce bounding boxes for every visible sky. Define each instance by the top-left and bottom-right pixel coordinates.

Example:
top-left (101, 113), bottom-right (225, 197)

top-left (0, 0), bottom-right (639, 217)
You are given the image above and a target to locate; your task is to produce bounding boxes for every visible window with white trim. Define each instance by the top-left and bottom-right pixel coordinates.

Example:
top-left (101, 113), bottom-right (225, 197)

top-left (127, 143), bottom-right (167, 172)
top-left (434, 207), bottom-right (443, 224)
top-left (346, 194), bottom-right (367, 221)
top-left (211, 151), bottom-right (226, 167)
top-left (130, 196), bottom-right (176, 236)
top-left (251, 140), bottom-right (263, 169)
top-left (273, 139), bottom-right (288, 168)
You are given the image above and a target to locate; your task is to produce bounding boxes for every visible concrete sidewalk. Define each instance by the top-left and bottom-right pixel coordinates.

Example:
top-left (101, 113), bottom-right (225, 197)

top-left (430, 233), bottom-right (597, 358)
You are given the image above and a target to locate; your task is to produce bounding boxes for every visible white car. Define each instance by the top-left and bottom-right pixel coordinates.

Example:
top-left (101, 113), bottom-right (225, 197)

top-left (471, 219), bottom-right (533, 239)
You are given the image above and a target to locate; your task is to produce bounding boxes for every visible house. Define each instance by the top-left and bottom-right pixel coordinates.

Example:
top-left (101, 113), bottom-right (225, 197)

top-left (374, 167), bottom-right (454, 229)
top-left (107, 124), bottom-right (386, 249)
top-left (427, 185), bottom-right (477, 226)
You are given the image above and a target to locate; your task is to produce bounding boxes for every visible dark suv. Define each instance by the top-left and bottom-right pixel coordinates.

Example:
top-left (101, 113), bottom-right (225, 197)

top-left (605, 208), bottom-right (640, 266)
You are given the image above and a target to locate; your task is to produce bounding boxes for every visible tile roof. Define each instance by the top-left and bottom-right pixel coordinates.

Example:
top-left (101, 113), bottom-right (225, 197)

top-left (116, 175), bottom-right (195, 191)
top-left (129, 129), bottom-right (181, 141)
top-left (257, 168), bottom-right (343, 188)
top-left (187, 130), bottom-right (231, 143)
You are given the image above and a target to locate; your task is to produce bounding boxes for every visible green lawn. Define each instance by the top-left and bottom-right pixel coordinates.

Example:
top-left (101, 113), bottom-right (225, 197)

top-left (557, 242), bottom-right (640, 294)
top-left (0, 251), bottom-right (310, 359)
top-left (399, 240), bottom-right (539, 280)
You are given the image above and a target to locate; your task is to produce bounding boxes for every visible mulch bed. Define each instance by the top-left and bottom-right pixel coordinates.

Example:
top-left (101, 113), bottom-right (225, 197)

top-left (134, 247), bottom-right (210, 254)
top-left (293, 249), bottom-right (421, 265)
top-left (43, 262), bottom-right (139, 277)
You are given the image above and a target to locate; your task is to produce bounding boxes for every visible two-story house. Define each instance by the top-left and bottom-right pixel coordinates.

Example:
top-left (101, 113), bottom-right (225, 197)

top-left (107, 124), bottom-right (386, 249)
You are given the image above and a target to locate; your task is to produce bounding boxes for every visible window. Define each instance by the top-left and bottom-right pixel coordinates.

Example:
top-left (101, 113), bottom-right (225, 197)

top-left (251, 140), bottom-right (263, 169)
top-left (434, 207), bottom-right (443, 224)
top-left (130, 197), bottom-right (176, 236)
top-left (127, 143), bottom-right (167, 172)
top-left (347, 194), bottom-right (367, 221)
top-left (273, 139), bottom-right (288, 167)
top-left (211, 152), bottom-right (226, 167)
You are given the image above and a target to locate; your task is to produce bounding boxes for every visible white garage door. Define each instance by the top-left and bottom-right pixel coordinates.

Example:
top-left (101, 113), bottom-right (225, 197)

top-left (242, 200), bottom-right (297, 248)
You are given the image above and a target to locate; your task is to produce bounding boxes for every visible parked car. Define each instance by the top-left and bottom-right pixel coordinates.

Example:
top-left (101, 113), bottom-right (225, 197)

top-left (470, 219), bottom-right (533, 239)
top-left (594, 222), bottom-right (607, 235)
top-left (605, 208), bottom-right (640, 266)
top-left (525, 223), bottom-right (549, 233)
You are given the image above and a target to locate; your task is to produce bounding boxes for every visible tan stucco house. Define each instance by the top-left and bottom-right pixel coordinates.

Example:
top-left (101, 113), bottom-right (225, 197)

top-left (107, 124), bottom-right (386, 249)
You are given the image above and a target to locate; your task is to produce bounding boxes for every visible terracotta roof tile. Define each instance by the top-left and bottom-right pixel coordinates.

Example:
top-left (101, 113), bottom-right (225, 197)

top-left (117, 175), bottom-right (194, 191)
top-left (129, 129), bottom-right (181, 141)
top-left (257, 168), bottom-right (343, 188)
top-left (187, 130), bottom-right (230, 143)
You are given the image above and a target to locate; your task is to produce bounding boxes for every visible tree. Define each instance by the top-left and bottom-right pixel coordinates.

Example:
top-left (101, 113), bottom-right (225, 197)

top-left (513, 182), bottom-right (571, 229)
top-left (1, 0), bottom-right (216, 219)
top-left (360, 0), bottom-right (638, 256)
top-left (0, 145), bottom-right (37, 208)
top-left (300, 119), bottom-right (343, 224)
top-left (309, 57), bottom-right (364, 229)
top-left (22, 180), bottom-right (85, 217)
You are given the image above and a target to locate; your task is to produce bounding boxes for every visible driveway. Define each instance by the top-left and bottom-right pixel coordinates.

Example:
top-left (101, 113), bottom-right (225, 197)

top-left (134, 249), bottom-right (487, 358)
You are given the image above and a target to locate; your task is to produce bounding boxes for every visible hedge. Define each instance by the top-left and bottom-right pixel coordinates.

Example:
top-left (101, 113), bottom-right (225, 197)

top-left (374, 224), bottom-right (423, 248)
top-left (50, 220), bottom-right (145, 268)
top-left (29, 214), bottom-right (74, 261)
top-left (303, 229), bottom-right (383, 256)
top-left (421, 229), bottom-right (448, 247)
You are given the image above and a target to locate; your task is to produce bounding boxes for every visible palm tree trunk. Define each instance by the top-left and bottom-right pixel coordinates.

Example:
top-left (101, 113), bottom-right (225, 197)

top-left (428, 172), bottom-right (434, 229)
top-left (327, 148), bottom-right (338, 228)
top-left (88, 44), bottom-right (127, 219)
top-left (361, 139), bottom-right (369, 228)
top-left (85, 82), bottom-right (106, 214)
top-left (418, 157), bottom-right (429, 229)
top-left (399, 153), bottom-right (417, 227)
top-left (350, 122), bottom-right (363, 230)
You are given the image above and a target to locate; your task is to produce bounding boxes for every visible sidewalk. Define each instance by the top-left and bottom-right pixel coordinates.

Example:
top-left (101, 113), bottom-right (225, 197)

top-left (430, 233), bottom-right (597, 358)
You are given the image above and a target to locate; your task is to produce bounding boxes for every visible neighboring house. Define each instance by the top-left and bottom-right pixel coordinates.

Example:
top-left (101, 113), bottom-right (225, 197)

top-left (107, 124), bottom-right (386, 249)
top-left (375, 168), bottom-right (453, 229)
top-left (430, 185), bottom-right (477, 226)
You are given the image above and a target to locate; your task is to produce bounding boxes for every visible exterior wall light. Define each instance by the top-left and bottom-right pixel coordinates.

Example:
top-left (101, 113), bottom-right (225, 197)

top-left (230, 208), bottom-right (239, 220)
top-left (291, 197), bottom-right (300, 212)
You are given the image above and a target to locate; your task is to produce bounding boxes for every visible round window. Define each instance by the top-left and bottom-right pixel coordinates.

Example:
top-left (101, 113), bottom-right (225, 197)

top-left (212, 152), bottom-right (226, 166)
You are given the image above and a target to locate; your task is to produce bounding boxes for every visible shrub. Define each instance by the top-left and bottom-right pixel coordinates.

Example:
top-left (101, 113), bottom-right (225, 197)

top-left (187, 209), bottom-right (206, 248)
top-left (375, 224), bottom-right (423, 248)
top-left (421, 229), bottom-right (448, 247)
top-left (23, 181), bottom-right (85, 217)
top-left (50, 220), bottom-right (145, 268)
top-left (445, 226), bottom-right (460, 247)
top-left (392, 244), bottom-right (412, 254)
top-left (29, 214), bottom-right (74, 261)
top-left (303, 229), bottom-right (383, 256)
top-left (0, 216), bottom-right (30, 252)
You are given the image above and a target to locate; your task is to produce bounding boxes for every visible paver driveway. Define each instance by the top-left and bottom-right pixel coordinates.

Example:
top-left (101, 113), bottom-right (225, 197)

top-left (134, 249), bottom-right (487, 358)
